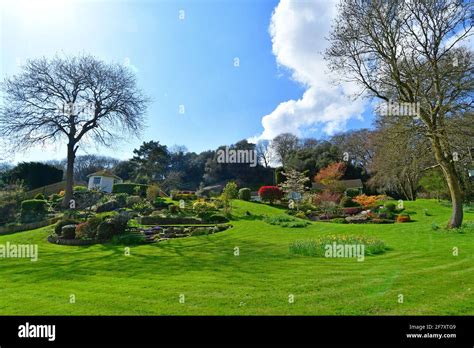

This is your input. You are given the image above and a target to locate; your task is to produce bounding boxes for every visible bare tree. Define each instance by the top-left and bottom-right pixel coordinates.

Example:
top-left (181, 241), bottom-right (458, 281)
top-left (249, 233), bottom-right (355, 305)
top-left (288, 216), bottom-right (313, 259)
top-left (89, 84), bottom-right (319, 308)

top-left (331, 129), bottom-right (375, 173)
top-left (326, 0), bottom-right (473, 227)
top-left (272, 133), bottom-right (300, 167)
top-left (369, 120), bottom-right (435, 200)
top-left (0, 55), bottom-right (149, 207)
top-left (256, 140), bottom-right (274, 168)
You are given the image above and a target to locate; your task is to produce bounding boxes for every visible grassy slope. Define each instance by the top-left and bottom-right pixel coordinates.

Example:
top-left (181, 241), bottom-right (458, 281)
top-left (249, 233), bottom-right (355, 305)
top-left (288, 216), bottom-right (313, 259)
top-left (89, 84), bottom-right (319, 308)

top-left (0, 199), bottom-right (472, 315)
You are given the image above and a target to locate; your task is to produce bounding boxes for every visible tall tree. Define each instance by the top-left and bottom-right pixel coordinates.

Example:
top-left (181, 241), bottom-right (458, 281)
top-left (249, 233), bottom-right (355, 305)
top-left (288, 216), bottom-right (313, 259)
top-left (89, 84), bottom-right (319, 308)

top-left (272, 133), bottom-right (300, 166)
top-left (113, 160), bottom-right (137, 182)
top-left (132, 141), bottom-right (170, 182)
top-left (0, 55), bottom-right (148, 207)
top-left (331, 129), bottom-right (375, 174)
top-left (420, 168), bottom-right (450, 201)
top-left (369, 122), bottom-right (434, 200)
top-left (326, 0), bottom-right (473, 227)
top-left (255, 140), bottom-right (274, 168)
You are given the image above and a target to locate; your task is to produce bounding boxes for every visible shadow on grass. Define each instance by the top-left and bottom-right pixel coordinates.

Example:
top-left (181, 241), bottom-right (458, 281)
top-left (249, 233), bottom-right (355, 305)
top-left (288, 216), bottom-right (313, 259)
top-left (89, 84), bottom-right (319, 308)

top-left (233, 213), bottom-right (267, 221)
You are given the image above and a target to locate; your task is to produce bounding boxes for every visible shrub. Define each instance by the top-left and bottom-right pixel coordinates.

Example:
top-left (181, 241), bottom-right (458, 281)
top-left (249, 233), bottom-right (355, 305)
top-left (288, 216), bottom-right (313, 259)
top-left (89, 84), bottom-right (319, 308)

top-left (73, 186), bottom-right (88, 192)
top-left (20, 199), bottom-right (48, 223)
top-left (75, 217), bottom-right (102, 240)
top-left (49, 193), bottom-right (62, 202)
top-left (238, 188), bottom-right (251, 201)
top-left (210, 198), bottom-right (224, 209)
top-left (294, 211), bottom-right (307, 220)
top-left (320, 201), bottom-right (340, 216)
top-left (192, 201), bottom-right (216, 214)
top-left (170, 191), bottom-right (197, 201)
top-left (168, 205), bottom-right (179, 214)
top-left (72, 190), bottom-right (103, 210)
top-left (258, 186), bottom-right (283, 204)
top-left (96, 212), bottom-right (130, 240)
top-left (132, 201), bottom-right (154, 215)
top-left (152, 197), bottom-right (171, 209)
top-left (112, 183), bottom-right (148, 196)
top-left (126, 195), bottom-right (142, 207)
top-left (346, 189), bottom-right (360, 198)
top-left (191, 227), bottom-right (212, 236)
top-left (95, 200), bottom-right (119, 213)
top-left (352, 194), bottom-right (388, 208)
top-left (314, 190), bottom-right (341, 205)
top-left (0, 199), bottom-right (18, 225)
top-left (61, 225), bottom-right (77, 239)
top-left (384, 202), bottom-right (397, 212)
top-left (34, 193), bottom-right (45, 200)
top-left (340, 195), bottom-right (360, 207)
top-left (114, 193), bottom-right (129, 207)
top-left (264, 215), bottom-right (310, 228)
top-left (396, 214), bottom-right (411, 223)
top-left (207, 214), bottom-right (229, 223)
top-left (96, 221), bottom-right (115, 240)
top-left (55, 218), bottom-right (80, 236)
top-left (146, 185), bottom-right (161, 201)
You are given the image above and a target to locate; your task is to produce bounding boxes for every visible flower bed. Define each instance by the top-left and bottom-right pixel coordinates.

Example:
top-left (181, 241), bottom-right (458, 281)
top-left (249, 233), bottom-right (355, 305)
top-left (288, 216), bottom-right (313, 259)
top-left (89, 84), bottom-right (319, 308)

top-left (289, 235), bottom-right (388, 257)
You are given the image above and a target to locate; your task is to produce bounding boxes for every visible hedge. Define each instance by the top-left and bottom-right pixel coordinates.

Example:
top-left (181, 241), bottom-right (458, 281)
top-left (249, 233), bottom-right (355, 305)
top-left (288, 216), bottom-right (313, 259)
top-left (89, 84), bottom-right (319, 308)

top-left (112, 183), bottom-right (149, 196)
top-left (20, 199), bottom-right (48, 223)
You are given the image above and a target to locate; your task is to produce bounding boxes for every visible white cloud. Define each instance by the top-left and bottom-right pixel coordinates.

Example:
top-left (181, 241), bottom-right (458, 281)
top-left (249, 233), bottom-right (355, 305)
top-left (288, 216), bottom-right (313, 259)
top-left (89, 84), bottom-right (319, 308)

top-left (124, 57), bottom-right (139, 73)
top-left (254, 0), bottom-right (367, 141)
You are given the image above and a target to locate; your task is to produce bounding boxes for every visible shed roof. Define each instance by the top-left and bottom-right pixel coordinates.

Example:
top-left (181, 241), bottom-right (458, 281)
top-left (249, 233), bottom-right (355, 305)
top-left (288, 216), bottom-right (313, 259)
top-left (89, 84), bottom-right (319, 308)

top-left (87, 170), bottom-right (122, 180)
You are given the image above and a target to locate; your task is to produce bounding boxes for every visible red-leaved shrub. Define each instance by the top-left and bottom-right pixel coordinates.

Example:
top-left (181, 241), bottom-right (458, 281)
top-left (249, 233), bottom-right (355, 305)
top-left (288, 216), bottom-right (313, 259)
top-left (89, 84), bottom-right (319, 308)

top-left (258, 186), bottom-right (283, 204)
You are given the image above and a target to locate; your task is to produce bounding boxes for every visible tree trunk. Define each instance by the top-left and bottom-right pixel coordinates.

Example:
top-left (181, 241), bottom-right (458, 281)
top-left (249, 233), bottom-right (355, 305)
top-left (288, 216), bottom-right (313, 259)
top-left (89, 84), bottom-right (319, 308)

top-left (62, 142), bottom-right (76, 209)
top-left (430, 138), bottom-right (463, 228)
top-left (442, 163), bottom-right (464, 228)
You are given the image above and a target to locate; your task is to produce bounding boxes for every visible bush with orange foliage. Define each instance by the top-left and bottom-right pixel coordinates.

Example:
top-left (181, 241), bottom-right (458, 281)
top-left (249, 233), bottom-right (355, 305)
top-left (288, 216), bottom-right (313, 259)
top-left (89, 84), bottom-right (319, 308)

top-left (314, 162), bottom-right (346, 186)
top-left (352, 194), bottom-right (388, 208)
top-left (396, 214), bottom-right (411, 223)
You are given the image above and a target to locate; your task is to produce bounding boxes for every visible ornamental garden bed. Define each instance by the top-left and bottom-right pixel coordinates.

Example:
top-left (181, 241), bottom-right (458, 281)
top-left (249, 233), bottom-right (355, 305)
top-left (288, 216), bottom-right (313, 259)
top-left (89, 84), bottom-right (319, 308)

top-left (47, 235), bottom-right (100, 246)
top-left (142, 224), bottom-right (232, 243)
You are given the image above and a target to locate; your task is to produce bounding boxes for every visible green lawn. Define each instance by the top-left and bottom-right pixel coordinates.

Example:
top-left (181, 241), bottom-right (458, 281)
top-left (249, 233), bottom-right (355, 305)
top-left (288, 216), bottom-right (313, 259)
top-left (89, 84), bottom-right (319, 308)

top-left (0, 199), bottom-right (473, 315)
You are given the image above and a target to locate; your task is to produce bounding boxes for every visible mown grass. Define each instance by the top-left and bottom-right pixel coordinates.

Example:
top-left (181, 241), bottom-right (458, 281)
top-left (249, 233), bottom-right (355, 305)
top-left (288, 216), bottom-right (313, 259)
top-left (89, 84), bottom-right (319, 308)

top-left (0, 199), bottom-right (472, 315)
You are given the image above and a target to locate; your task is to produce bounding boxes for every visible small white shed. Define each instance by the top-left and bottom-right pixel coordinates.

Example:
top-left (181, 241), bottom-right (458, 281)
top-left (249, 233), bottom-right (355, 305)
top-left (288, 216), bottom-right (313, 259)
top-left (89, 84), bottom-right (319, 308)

top-left (87, 170), bottom-right (123, 193)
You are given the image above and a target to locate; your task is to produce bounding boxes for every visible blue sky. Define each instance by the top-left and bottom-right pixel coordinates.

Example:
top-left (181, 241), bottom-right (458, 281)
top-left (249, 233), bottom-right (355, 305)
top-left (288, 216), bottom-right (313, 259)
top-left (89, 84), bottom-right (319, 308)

top-left (0, 0), bottom-right (374, 163)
